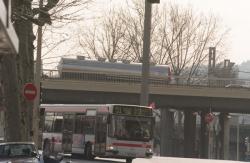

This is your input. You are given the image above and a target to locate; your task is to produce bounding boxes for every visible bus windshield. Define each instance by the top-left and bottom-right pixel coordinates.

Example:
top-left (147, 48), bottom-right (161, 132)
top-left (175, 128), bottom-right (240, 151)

top-left (110, 115), bottom-right (153, 141)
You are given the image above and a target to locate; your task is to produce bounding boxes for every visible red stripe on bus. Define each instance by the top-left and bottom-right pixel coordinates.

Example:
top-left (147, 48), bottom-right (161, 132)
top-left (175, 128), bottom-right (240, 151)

top-left (112, 143), bottom-right (151, 148)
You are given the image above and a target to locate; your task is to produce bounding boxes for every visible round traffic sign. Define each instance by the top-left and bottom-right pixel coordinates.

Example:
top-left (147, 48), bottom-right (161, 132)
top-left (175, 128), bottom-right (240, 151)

top-left (205, 113), bottom-right (214, 123)
top-left (23, 83), bottom-right (37, 101)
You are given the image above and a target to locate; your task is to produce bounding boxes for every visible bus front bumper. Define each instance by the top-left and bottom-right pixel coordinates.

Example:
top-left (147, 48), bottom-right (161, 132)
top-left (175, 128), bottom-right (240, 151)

top-left (145, 148), bottom-right (153, 158)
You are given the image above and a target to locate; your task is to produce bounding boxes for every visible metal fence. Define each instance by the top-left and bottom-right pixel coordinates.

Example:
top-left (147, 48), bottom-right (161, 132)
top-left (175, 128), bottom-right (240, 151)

top-left (42, 69), bottom-right (250, 89)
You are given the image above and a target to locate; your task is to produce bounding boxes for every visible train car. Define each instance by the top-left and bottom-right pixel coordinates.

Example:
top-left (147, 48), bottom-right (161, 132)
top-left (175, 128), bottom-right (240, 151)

top-left (57, 57), bottom-right (171, 83)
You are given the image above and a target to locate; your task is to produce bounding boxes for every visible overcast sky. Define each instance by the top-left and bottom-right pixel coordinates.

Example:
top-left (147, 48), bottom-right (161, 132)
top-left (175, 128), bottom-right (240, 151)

top-left (98, 0), bottom-right (250, 64)
top-left (173, 0), bottom-right (250, 64)
top-left (43, 0), bottom-right (250, 69)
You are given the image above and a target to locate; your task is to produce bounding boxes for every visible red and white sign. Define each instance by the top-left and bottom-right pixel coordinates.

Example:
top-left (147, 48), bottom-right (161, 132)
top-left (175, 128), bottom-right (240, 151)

top-left (23, 83), bottom-right (37, 101)
top-left (149, 102), bottom-right (156, 109)
top-left (205, 113), bottom-right (214, 123)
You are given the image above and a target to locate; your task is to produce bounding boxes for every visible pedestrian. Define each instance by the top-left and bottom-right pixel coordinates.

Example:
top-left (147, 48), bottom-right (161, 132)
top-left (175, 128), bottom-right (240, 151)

top-left (43, 138), bottom-right (63, 163)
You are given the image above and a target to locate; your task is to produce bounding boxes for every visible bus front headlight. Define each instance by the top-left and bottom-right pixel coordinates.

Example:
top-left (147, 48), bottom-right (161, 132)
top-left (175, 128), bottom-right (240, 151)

top-left (106, 145), bottom-right (118, 154)
top-left (146, 148), bottom-right (152, 153)
top-left (106, 145), bottom-right (114, 151)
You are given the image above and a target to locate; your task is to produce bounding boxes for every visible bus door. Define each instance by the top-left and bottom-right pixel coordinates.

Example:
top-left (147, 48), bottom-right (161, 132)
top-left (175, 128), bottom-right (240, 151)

top-left (94, 114), bottom-right (108, 155)
top-left (62, 114), bottom-right (74, 154)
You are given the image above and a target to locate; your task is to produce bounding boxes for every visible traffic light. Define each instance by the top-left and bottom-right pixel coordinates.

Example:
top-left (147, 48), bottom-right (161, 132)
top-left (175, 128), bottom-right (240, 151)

top-left (148, 0), bottom-right (160, 3)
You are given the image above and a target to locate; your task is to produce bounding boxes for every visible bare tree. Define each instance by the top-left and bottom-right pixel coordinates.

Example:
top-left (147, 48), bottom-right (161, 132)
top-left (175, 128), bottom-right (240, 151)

top-left (79, 0), bottom-right (229, 81)
top-left (153, 4), bottom-right (229, 83)
top-left (79, 8), bottom-right (129, 62)
top-left (34, 0), bottom-right (93, 69)
top-left (79, 26), bottom-right (99, 59)
top-left (122, 0), bottom-right (145, 62)
top-left (79, 0), bottom-right (160, 63)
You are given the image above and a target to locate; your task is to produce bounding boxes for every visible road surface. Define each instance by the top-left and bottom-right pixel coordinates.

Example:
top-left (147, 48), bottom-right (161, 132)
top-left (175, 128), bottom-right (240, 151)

top-left (61, 156), bottom-right (246, 163)
top-left (62, 157), bottom-right (125, 163)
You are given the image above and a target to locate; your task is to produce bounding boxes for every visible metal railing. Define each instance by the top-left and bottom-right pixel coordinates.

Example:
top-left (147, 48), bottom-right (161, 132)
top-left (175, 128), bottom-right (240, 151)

top-left (42, 69), bottom-right (250, 89)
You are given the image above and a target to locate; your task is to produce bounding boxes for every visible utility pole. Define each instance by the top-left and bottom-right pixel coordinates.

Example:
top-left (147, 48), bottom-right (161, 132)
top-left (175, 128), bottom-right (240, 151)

top-left (33, 0), bottom-right (43, 145)
top-left (140, 0), bottom-right (152, 106)
top-left (140, 0), bottom-right (160, 106)
top-left (236, 116), bottom-right (240, 160)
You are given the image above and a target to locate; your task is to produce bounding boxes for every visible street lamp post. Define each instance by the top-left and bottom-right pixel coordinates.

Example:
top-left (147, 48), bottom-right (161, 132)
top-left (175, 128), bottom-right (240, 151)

top-left (140, 0), bottom-right (152, 106)
top-left (140, 0), bottom-right (160, 106)
top-left (33, 0), bottom-right (43, 145)
top-left (237, 116), bottom-right (240, 160)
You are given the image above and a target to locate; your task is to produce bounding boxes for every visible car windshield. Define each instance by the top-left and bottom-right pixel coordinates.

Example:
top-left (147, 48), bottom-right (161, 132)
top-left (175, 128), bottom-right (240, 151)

top-left (110, 115), bottom-right (153, 141)
top-left (0, 144), bottom-right (36, 157)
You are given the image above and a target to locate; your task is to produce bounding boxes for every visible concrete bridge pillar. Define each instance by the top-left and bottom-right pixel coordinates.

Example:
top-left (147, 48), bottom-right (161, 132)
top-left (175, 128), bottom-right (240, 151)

top-left (200, 111), bottom-right (209, 158)
top-left (219, 113), bottom-right (230, 160)
top-left (160, 108), bottom-right (174, 156)
top-left (184, 110), bottom-right (197, 158)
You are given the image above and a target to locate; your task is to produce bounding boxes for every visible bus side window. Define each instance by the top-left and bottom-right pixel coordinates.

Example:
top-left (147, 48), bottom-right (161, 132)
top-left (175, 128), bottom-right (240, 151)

top-left (53, 113), bottom-right (63, 133)
top-left (63, 114), bottom-right (74, 131)
top-left (44, 113), bottom-right (53, 132)
top-left (74, 114), bottom-right (83, 134)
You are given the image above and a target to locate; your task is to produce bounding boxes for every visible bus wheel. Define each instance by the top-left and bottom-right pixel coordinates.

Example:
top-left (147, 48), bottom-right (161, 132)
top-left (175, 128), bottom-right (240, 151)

top-left (126, 158), bottom-right (133, 163)
top-left (84, 144), bottom-right (93, 160)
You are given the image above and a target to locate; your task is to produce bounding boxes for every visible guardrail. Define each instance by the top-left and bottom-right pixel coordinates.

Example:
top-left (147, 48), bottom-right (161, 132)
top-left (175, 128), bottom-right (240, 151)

top-left (42, 69), bottom-right (250, 89)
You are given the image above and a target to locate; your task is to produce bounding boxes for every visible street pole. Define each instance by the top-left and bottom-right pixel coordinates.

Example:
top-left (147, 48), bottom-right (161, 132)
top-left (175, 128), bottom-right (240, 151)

top-left (237, 116), bottom-right (240, 160)
top-left (33, 0), bottom-right (43, 145)
top-left (140, 0), bottom-right (152, 106)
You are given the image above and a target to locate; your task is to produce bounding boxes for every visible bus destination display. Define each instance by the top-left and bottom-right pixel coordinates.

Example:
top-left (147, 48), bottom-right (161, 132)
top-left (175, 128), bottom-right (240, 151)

top-left (113, 106), bottom-right (152, 116)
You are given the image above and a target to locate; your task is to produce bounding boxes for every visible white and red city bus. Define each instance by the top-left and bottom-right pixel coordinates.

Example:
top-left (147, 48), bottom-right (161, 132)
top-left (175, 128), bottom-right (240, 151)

top-left (40, 104), bottom-right (155, 163)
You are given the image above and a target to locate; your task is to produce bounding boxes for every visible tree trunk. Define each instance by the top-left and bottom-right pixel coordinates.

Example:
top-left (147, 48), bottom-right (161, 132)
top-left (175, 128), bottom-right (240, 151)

top-left (1, 54), bottom-right (22, 141)
top-left (15, 18), bottom-right (35, 141)
top-left (10, 0), bottom-right (35, 141)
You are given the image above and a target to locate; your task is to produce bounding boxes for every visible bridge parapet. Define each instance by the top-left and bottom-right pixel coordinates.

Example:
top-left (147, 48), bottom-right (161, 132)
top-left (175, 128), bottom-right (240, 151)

top-left (42, 69), bottom-right (250, 89)
top-left (41, 69), bottom-right (250, 112)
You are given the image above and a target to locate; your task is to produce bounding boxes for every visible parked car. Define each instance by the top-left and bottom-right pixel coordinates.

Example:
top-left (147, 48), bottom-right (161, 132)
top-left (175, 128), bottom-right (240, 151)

top-left (0, 142), bottom-right (40, 163)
